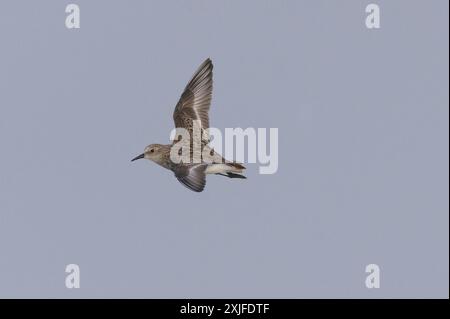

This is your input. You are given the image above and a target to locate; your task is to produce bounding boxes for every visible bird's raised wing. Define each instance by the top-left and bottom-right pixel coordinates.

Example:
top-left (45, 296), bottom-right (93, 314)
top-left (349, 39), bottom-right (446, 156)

top-left (173, 59), bottom-right (213, 145)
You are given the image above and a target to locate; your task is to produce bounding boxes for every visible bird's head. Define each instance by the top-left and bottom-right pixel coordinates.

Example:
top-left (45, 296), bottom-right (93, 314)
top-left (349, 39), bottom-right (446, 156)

top-left (131, 144), bottom-right (166, 163)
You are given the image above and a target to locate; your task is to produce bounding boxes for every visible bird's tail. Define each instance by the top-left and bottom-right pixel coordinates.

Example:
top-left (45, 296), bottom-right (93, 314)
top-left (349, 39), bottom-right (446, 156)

top-left (221, 172), bottom-right (247, 179)
top-left (222, 162), bottom-right (246, 179)
top-left (228, 162), bottom-right (246, 170)
top-left (206, 162), bottom-right (246, 178)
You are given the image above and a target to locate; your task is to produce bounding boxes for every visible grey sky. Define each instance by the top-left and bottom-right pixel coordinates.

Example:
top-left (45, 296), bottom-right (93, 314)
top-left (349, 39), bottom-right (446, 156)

top-left (0, 0), bottom-right (448, 298)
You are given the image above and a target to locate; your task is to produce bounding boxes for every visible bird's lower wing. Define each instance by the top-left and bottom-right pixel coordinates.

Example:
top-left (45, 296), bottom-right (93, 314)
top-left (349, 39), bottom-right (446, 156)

top-left (174, 164), bottom-right (208, 192)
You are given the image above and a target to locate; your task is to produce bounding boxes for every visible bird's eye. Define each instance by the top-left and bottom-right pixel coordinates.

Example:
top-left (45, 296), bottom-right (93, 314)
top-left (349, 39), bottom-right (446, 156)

top-left (150, 149), bottom-right (154, 153)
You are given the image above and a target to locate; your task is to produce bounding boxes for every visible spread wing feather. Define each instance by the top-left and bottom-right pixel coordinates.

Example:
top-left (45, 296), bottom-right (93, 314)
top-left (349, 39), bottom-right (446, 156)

top-left (174, 164), bottom-right (208, 192)
top-left (173, 59), bottom-right (213, 144)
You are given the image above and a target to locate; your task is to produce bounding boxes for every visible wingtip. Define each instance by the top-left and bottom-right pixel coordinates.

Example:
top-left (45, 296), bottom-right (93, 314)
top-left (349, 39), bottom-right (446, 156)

top-left (204, 57), bottom-right (213, 67)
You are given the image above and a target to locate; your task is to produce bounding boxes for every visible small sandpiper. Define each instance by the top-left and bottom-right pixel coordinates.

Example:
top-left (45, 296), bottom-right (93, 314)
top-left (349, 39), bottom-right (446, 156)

top-left (132, 59), bottom-right (246, 192)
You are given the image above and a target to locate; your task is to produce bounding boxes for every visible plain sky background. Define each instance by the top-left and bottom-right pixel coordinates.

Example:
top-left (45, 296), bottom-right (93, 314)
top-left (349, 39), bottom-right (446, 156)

top-left (0, 0), bottom-right (448, 298)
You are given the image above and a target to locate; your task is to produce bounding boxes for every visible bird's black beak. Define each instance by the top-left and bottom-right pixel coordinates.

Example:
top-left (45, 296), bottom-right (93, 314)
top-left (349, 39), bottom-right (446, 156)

top-left (131, 153), bottom-right (145, 162)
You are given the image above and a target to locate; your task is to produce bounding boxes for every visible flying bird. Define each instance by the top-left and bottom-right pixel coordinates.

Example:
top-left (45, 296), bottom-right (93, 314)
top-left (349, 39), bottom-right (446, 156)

top-left (132, 59), bottom-right (246, 192)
